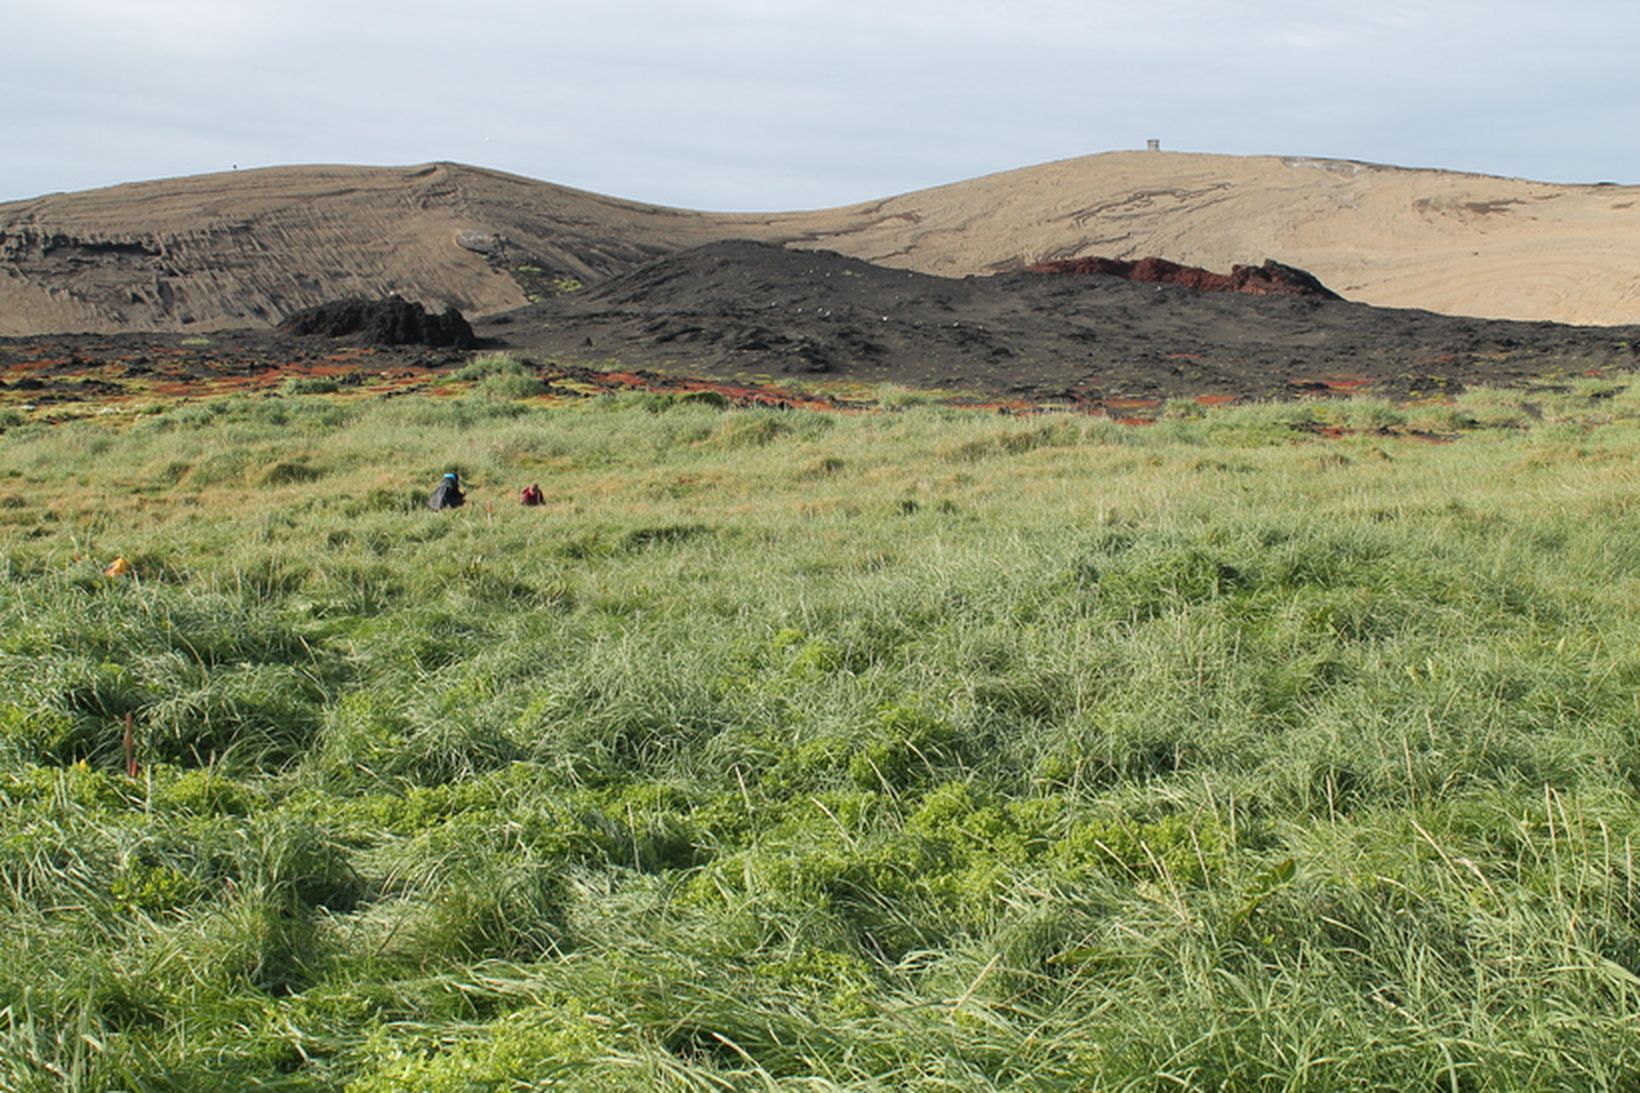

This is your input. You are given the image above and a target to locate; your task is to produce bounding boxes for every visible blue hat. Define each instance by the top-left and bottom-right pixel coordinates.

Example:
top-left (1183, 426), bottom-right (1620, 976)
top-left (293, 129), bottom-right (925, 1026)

top-left (444, 472), bottom-right (458, 480)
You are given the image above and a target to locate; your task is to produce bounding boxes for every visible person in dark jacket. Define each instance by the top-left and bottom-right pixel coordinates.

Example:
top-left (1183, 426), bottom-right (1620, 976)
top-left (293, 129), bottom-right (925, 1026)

top-left (428, 471), bottom-right (465, 511)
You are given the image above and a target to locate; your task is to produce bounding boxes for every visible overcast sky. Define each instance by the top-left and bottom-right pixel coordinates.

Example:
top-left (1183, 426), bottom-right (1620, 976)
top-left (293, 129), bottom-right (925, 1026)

top-left (4, 0), bottom-right (1634, 210)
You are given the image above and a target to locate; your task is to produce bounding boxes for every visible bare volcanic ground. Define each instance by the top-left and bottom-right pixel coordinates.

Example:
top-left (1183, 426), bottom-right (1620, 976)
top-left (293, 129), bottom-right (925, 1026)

top-left (5, 240), bottom-right (1639, 415)
top-left (479, 241), bottom-right (1640, 403)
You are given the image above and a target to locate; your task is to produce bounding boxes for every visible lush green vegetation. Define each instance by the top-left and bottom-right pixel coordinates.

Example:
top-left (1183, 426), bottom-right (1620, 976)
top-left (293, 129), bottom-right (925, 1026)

top-left (4, 382), bottom-right (1640, 1089)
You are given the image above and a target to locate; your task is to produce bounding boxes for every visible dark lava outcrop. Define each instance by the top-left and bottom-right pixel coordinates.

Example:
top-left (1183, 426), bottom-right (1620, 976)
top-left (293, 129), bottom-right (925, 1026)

top-left (481, 240), bottom-right (1640, 402)
top-left (7, 239), bottom-right (1640, 411)
top-left (278, 297), bottom-right (475, 348)
top-left (1026, 256), bottom-right (1342, 300)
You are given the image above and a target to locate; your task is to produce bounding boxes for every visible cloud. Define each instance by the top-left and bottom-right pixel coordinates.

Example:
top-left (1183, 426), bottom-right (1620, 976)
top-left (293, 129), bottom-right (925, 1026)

top-left (1, 0), bottom-right (1636, 205)
top-left (14, 0), bottom-right (281, 58)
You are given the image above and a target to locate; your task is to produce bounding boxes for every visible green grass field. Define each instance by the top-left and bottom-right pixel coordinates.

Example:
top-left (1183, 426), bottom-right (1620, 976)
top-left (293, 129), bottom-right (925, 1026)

top-left (4, 382), bottom-right (1640, 1090)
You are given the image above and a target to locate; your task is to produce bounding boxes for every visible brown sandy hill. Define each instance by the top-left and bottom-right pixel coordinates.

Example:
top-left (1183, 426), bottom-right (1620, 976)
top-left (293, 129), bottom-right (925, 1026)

top-left (0, 163), bottom-right (737, 335)
top-left (838, 153), bottom-right (1640, 326)
top-left (3, 152), bottom-right (1639, 335)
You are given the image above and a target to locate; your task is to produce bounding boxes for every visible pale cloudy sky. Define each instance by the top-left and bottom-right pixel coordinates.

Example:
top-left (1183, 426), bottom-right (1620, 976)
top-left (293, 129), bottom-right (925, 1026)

top-left (3, 0), bottom-right (1633, 209)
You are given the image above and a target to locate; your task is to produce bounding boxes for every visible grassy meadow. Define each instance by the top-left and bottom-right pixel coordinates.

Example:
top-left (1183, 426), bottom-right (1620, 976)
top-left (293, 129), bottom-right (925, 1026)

top-left (4, 378), bottom-right (1640, 1089)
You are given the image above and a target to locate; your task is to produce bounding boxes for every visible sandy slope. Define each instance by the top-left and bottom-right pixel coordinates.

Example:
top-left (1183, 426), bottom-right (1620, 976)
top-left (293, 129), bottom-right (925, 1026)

top-left (2, 152), bottom-right (1638, 335)
top-left (848, 153), bottom-right (1640, 326)
top-left (0, 163), bottom-right (735, 335)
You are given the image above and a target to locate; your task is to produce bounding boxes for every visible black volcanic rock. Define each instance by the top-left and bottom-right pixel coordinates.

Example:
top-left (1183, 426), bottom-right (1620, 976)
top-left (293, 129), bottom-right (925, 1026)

top-left (483, 240), bottom-right (1640, 402)
top-left (278, 297), bottom-right (475, 348)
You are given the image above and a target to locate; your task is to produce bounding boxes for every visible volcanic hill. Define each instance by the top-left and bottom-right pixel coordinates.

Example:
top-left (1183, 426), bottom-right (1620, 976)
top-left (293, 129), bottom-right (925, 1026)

top-left (3, 152), bottom-right (1639, 336)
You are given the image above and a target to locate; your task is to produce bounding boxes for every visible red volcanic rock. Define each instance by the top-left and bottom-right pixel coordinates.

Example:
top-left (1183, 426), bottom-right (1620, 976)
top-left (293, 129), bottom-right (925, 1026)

top-left (1027, 256), bottom-right (1341, 300)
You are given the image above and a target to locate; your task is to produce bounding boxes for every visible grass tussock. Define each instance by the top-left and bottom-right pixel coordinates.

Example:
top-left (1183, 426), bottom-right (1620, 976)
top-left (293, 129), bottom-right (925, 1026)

top-left (4, 380), bottom-right (1640, 1088)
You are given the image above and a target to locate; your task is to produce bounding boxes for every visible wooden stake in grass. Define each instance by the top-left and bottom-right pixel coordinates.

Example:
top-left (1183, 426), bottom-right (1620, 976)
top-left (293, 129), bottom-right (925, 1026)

top-left (123, 712), bottom-right (138, 779)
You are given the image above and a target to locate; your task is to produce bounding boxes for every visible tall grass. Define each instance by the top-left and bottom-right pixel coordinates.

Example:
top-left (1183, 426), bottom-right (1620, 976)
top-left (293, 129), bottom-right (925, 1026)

top-left (4, 382), bottom-right (1640, 1088)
